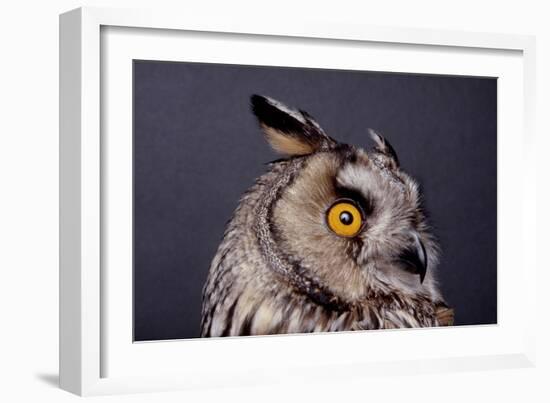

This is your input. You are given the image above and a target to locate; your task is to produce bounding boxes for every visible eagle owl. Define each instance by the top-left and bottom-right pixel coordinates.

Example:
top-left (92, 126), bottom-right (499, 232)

top-left (201, 95), bottom-right (453, 337)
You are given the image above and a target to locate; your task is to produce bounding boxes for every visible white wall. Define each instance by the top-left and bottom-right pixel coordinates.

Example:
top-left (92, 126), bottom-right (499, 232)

top-left (0, 1), bottom-right (548, 401)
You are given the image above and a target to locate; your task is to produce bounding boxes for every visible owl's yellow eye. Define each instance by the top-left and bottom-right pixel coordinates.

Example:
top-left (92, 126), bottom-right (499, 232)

top-left (326, 200), bottom-right (364, 237)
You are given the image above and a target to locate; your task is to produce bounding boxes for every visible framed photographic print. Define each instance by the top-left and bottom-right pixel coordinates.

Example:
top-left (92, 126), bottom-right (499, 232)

top-left (59, 7), bottom-right (537, 396)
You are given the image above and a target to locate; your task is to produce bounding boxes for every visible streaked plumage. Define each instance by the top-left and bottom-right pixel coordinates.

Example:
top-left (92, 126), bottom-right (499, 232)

top-left (201, 95), bottom-right (453, 337)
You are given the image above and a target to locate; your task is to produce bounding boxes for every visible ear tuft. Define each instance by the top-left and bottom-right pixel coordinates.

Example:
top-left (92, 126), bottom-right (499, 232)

top-left (369, 129), bottom-right (400, 166)
top-left (251, 95), bottom-right (336, 156)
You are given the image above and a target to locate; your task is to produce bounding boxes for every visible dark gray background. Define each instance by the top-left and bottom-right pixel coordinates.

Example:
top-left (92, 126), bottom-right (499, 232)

top-left (133, 60), bottom-right (497, 341)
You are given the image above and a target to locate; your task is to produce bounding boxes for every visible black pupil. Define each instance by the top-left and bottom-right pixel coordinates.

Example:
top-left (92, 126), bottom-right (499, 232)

top-left (339, 211), bottom-right (354, 225)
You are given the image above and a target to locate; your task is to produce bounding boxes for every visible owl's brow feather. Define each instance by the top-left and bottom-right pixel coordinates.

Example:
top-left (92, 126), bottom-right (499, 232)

top-left (333, 183), bottom-right (375, 217)
top-left (370, 153), bottom-right (407, 193)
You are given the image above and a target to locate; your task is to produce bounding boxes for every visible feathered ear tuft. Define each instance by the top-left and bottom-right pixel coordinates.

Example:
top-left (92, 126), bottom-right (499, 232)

top-left (369, 129), bottom-right (400, 167)
top-left (251, 95), bottom-right (337, 156)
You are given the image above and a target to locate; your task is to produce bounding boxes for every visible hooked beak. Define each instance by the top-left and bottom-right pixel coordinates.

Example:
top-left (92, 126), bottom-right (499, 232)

top-left (397, 232), bottom-right (428, 284)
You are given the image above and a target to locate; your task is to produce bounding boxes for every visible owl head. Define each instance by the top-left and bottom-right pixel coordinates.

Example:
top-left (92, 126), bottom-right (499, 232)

top-left (251, 95), bottom-right (443, 304)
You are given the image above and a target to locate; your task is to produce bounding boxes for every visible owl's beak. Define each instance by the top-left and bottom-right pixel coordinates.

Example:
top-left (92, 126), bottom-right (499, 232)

top-left (398, 232), bottom-right (428, 284)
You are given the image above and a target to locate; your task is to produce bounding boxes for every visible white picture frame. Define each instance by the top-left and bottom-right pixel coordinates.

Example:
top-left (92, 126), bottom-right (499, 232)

top-left (59, 6), bottom-right (537, 396)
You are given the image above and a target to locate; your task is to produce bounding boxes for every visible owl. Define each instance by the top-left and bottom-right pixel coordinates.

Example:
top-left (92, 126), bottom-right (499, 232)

top-left (200, 95), bottom-right (453, 337)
